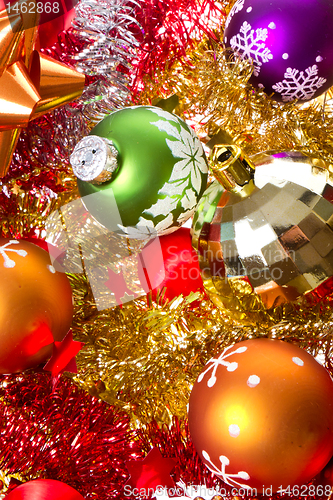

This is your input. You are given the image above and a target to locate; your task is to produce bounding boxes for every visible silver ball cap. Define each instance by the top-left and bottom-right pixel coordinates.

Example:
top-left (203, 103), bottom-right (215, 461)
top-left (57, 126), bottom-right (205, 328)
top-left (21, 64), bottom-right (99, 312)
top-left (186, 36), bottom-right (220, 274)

top-left (70, 135), bottom-right (118, 184)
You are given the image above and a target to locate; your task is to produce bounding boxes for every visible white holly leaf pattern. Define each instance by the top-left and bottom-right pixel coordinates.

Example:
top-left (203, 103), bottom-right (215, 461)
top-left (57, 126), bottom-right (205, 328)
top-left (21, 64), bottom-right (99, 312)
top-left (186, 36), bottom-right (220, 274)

top-left (145, 195), bottom-right (179, 217)
top-left (117, 223), bottom-right (156, 239)
top-left (151, 213), bottom-right (175, 234)
top-left (146, 106), bottom-right (180, 123)
top-left (160, 179), bottom-right (188, 196)
top-left (181, 188), bottom-right (197, 210)
top-left (143, 111), bottom-right (208, 230)
top-left (117, 213), bottom-right (174, 239)
top-left (272, 64), bottom-right (327, 102)
top-left (166, 130), bottom-right (207, 184)
top-left (230, 21), bottom-right (273, 76)
top-left (150, 120), bottom-right (182, 140)
top-left (177, 208), bottom-right (195, 225)
top-left (190, 161), bottom-right (202, 194)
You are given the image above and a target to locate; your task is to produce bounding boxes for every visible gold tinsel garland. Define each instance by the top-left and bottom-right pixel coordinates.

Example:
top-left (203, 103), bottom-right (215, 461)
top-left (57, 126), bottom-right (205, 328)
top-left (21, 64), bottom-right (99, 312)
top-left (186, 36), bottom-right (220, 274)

top-left (138, 38), bottom-right (333, 167)
top-left (4, 176), bottom-right (333, 427)
top-left (3, 0), bottom-right (333, 426)
top-left (67, 8), bottom-right (333, 424)
top-left (68, 272), bottom-right (333, 426)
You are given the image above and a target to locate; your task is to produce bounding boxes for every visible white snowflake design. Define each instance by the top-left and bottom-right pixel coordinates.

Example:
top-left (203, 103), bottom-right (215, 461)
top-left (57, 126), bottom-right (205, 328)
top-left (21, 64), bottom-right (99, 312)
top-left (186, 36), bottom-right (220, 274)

top-left (230, 21), bottom-right (273, 76)
top-left (272, 65), bottom-right (327, 102)
top-left (0, 240), bottom-right (27, 268)
top-left (202, 450), bottom-right (251, 490)
top-left (225, 0), bottom-right (245, 29)
top-left (198, 344), bottom-right (247, 387)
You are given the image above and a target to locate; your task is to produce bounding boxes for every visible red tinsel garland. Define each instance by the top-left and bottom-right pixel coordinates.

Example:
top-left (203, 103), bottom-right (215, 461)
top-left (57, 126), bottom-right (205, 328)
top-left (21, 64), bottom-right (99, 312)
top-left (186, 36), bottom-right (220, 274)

top-left (136, 418), bottom-right (228, 494)
top-left (0, 370), bottom-right (330, 499)
top-left (0, 372), bottom-right (139, 499)
top-left (130, 0), bottom-right (223, 95)
top-left (0, 372), bottom-right (230, 499)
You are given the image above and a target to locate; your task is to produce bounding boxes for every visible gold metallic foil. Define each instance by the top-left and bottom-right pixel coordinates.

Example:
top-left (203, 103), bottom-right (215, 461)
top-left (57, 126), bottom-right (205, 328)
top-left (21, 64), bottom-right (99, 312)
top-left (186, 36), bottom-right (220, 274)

top-left (30, 52), bottom-right (86, 119)
top-left (0, 61), bottom-right (40, 128)
top-left (0, 128), bottom-right (20, 177)
top-left (0, 11), bottom-right (23, 76)
top-left (0, 7), bottom-right (85, 177)
top-left (0, 187), bottom-right (62, 239)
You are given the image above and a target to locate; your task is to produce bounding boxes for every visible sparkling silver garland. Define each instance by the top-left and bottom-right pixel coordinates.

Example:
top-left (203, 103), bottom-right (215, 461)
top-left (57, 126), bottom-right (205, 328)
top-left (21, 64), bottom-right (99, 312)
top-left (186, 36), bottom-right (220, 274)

top-left (15, 0), bottom-right (143, 194)
top-left (71, 0), bottom-right (142, 124)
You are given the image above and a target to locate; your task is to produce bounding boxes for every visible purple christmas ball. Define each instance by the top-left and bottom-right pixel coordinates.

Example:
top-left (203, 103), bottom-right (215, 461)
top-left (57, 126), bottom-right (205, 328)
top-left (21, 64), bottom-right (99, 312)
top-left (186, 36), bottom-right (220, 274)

top-left (224, 0), bottom-right (333, 102)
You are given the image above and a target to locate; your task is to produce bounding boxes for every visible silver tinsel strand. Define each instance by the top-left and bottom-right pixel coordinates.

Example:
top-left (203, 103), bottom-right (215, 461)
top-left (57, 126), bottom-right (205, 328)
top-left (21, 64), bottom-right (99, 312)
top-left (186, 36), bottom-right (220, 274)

top-left (72, 0), bottom-right (142, 124)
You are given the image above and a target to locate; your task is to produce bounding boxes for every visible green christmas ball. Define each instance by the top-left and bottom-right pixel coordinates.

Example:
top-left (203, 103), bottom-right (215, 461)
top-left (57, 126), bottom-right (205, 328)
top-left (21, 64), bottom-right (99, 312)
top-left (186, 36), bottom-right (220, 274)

top-left (70, 106), bottom-right (208, 237)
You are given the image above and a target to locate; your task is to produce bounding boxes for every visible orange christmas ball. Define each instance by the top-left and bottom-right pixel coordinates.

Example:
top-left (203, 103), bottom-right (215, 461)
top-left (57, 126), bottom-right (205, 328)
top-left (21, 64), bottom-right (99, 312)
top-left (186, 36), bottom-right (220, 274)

top-left (188, 339), bottom-right (333, 492)
top-left (0, 239), bottom-right (73, 373)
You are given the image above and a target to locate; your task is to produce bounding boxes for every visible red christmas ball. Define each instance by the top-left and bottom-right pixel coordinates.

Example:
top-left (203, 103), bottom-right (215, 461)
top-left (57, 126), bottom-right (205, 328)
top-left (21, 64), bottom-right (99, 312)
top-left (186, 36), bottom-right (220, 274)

top-left (188, 339), bottom-right (333, 492)
top-left (314, 455), bottom-right (333, 490)
top-left (138, 228), bottom-right (203, 301)
top-left (5, 480), bottom-right (83, 500)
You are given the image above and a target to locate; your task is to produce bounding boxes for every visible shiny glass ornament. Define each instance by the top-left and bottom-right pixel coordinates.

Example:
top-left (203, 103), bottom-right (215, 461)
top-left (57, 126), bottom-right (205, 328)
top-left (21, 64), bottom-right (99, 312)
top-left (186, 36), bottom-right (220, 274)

top-left (5, 479), bottom-right (84, 500)
top-left (188, 338), bottom-right (333, 491)
top-left (72, 106), bottom-right (208, 237)
top-left (192, 151), bottom-right (333, 316)
top-left (0, 239), bottom-right (73, 373)
top-left (224, 0), bottom-right (333, 102)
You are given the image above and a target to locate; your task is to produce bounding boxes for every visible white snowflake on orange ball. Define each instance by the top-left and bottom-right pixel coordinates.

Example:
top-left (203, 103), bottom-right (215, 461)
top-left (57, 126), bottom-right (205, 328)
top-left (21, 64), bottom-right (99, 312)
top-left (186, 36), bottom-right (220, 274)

top-left (188, 338), bottom-right (333, 492)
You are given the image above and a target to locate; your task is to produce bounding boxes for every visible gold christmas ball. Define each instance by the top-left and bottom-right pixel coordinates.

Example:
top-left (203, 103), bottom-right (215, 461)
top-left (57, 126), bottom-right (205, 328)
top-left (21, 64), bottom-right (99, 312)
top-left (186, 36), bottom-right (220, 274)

top-left (192, 151), bottom-right (333, 323)
top-left (0, 239), bottom-right (73, 373)
top-left (188, 338), bottom-right (333, 492)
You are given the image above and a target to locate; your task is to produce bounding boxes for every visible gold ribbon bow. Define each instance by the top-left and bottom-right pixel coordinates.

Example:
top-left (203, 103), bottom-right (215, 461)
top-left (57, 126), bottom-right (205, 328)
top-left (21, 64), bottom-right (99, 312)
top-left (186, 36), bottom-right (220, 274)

top-left (0, 4), bottom-right (85, 177)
